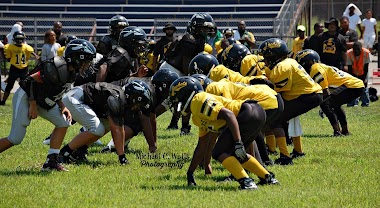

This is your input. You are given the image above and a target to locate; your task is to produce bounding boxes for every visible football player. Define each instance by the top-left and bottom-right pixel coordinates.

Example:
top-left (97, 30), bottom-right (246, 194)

top-left (295, 49), bottom-right (364, 136)
top-left (169, 77), bottom-right (278, 190)
top-left (100, 69), bottom-right (180, 153)
top-left (60, 80), bottom-right (152, 165)
top-left (1, 31), bottom-right (39, 105)
top-left (57, 35), bottom-right (77, 57)
top-left (221, 43), bottom-right (269, 77)
top-left (97, 15), bottom-right (129, 55)
top-left (0, 39), bottom-right (96, 171)
top-left (160, 12), bottom-right (215, 135)
top-left (258, 38), bottom-right (323, 165)
top-left (96, 26), bottom-right (149, 83)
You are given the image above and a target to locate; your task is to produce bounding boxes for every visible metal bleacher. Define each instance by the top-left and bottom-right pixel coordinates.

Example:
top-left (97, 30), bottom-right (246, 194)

top-left (0, 1), bottom-right (284, 48)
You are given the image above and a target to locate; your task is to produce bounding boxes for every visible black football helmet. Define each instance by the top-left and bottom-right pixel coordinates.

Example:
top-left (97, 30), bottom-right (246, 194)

top-left (64, 39), bottom-right (96, 74)
top-left (189, 12), bottom-right (215, 38)
top-left (221, 43), bottom-right (250, 72)
top-left (119, 26), bottom-right (148, 58)
top-left (223, 28), bottom-right (234, 38)
top-left (191, 74), bottom-right (212, 90)
top-left (109, 15), bottom-right (129, 37)
top-left (151, 68), bottom-right (180, 103)
top-left (169, 76), bottom-right (203, 115)
top-left (227, 37), bottom-right (237, 45)
top-left (258, 38), bottom-right (289, 69)
top-left (65, 35), bottom-right (78, 46)
top-left (295, 49), bottom-right (321, 73)
top-left (188, 53), bottom-right (219, 75)
top-left (123, 80), bottom-right (152, 110)
top-left (13, 31), bottom-right (26, 45)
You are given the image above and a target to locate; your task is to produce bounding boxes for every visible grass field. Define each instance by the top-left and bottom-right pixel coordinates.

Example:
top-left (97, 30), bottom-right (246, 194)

top-left (0, 96), bottom-right (379, 207)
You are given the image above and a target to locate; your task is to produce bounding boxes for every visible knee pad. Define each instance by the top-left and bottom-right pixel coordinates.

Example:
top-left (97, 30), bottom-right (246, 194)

top-left (87, 123), bottom-right (106, 137)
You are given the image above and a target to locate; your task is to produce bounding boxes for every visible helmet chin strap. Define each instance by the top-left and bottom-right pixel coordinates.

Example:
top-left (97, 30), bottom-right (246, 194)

top-left (179, 91), bottom-right (196, 116)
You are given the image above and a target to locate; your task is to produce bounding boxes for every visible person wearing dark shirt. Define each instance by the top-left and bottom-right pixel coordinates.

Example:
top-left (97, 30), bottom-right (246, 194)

top-left (319, 17), bottom-right (347, 70)
top-left (152, 23), bottom-right (177, 71)
top-left (53, 21), bottom-right (67, 47)
top-left (339, 16), bottom-right (358, 49)
top-left (97, 15), bottom-right (129, 56)
top-left (303, 22), bottom-right (324, 52)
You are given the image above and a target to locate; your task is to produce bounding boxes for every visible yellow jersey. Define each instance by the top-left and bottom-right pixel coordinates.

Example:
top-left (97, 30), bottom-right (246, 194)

top-left (268, 58), bottom-right (322, 101)
top-left (292, 37), bottom-right (307, 58)
top-left (191, 91), bottom-right (245, 137)
top-left (204, 43), bottom-right (213, 54)
top-left (206, 79), bottom-right (278, 110)
top-left (209, 64), bottom-right (266, 84)
top-left (310, 63), bottom-right (364, 92)
top-left (4, 43), bottom-right (34, 69)
top-left (57, 46), bottom-right (65, 57)
top-left (240, 54), bottom-right (268, 77)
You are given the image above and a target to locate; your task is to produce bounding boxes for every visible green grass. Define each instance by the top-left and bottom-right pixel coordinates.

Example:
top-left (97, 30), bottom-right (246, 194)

top-left (0, 96), bottom-right (379, 207)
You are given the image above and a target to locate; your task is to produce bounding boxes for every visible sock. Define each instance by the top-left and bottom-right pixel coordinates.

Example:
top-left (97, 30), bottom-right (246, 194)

top-left (60, 144), bottom-right (74, 156)
top-left (293, 136), bottom-right (303, 153)
top-left (242, 156), bottom-right (270, 179)
top-left (265, 134), bottom-right (276, 152)
top-left (221, 156), bottom-right (249, 180)
top-left (48, 148), bottom-right (60, 155)
top-left (277, 137), bottom-right (290, 157)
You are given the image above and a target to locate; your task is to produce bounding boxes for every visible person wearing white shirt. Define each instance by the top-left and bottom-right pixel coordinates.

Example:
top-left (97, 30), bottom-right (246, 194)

top-left (342, 3), bottom-right (363, 38)
top-left (362, 9), bottom-right (377, 52)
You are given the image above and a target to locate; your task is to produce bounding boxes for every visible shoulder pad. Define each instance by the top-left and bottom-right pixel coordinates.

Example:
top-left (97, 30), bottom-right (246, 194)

top-left (44, 57), bottom-right (73, 84)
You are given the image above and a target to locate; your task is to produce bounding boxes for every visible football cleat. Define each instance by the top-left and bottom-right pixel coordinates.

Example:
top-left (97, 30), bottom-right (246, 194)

top-left (41, 154), bottom-right (68, 172)
top-left (291, 149), bottom-right (306, 159)
top-left (218, 174), bottom-right (236, 182)
top-left (267, 149), bottom-right (278, 156)
top-left (274, 154), bottom-right (293, 165)
top-left (180, 125), bottom-right (192, 136)
top-left (333, 131), bottom-right (343, 137)
top-left (238, 177), bottom-right (258, 190)
top-left (264, 159), bottom-right (274, 166)
top-left (167, 124), bottom-right (178, 130)
top-left (258, 172), bottom-right (279, 185)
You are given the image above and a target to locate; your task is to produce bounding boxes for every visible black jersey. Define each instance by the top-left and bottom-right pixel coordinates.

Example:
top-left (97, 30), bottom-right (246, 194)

top-left (82, 82), bottom-right (127, 126)
top-left (97, 34), bottom-right (118, 55)
top-left (19, 56), bottom-right (74, 110)
top-left (164, 33), bottom-right (205, 75)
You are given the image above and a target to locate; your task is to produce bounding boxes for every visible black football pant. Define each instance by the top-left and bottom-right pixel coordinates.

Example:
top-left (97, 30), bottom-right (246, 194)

top-left (5, 65), bottom-right (28, 93)
top-left (212, 102), bottom-right (266, 161)
top-left (270, 93), bottom-right (323, 128)
top-left (321, 87), bottom-right (364, 126)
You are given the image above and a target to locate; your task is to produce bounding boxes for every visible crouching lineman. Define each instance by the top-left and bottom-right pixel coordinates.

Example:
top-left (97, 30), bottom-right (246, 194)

top-left (60, 80), bottom-right (152, 165)
top-left (169, 77), bottom-right (278, 190)
top-left (295, 49), bottom-right (364, 136)
top-left (258, 38), bottom-right (323, 165)
top-left (0, 39), bottom-right (96, 171)
top-left (100, 68), bottom-right (180, 153)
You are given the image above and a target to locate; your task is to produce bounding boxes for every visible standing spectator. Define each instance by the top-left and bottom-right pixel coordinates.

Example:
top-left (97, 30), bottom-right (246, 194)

top-left (53, 21), bottom-right (67, 47)
top-left (319, 17), bottom-right (347, 70)
top-left (5, 23), bottom-right (22, 45)
top-left (291, 25), bottom-right (307, 58)
top-left (206, 24), bottom-right (223, 56)
top-left (234, 21), bottom-right (256, 51)
top-left (152, 22), bottom-right (176, 71)
top-left (342, 3), bottom-right (362, 38)
top-left (303, 22), bottom-right (325, 52)
top-left (346, 41), bottom-right (371, 107)
top-left (1, 32), bottom-right (38, 105)
top-left (339, 16), bottom-right (358, 50)
top-left (362, 9), bottom-right (377, 53)
top-left (41, 30), bottom-right (61, 62)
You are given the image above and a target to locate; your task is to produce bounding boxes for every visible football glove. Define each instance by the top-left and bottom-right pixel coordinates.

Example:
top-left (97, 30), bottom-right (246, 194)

top-left (234, 141), bottom-right (248, 162)
top-left (187, 171), bottom-right (197, 186)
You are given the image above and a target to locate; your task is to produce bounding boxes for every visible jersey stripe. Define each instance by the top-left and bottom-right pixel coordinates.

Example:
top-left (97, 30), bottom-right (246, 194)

top-left (200, 97), bottom-right (210, 114)
top-left (275, 78), bottom-right (289, 88)
top-left (313, 72), bottom-right (324, 84)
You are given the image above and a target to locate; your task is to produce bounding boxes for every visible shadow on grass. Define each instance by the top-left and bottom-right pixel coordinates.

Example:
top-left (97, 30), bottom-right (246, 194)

top-left (140, 184), bottom-right (238, 191)
top-left (0, 167), bottom-right (51, 177)
top-left (303, 134), bottom-right (332, 138)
